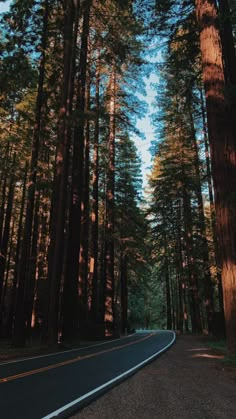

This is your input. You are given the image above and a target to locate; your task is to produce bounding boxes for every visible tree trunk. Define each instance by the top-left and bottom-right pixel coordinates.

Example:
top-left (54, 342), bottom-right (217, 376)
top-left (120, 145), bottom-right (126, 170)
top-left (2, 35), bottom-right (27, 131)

top-left (195, 0), bottom-right (236, 353)
top-left (47, 0), bottom-right (77, 345)
top-left (170, 267), bottom-right (176, 330)
top-left (90, 51), bottom-right (100, 324)
top-left (78, 60), bottom-right (91, 327)
top-left (62, 0), bottom-right (91, 341)
top-left (0, 142), bottom-right (10, 244)
top-left (31, 201), bottom-right (48, 338)
top-left (99, 206), bottom-right (107, 325)
top-left (176, 202), bottom-right (184, 332)
top-left (0, 156), bottom-right (15, 312)
top-left (7, 163), bottom-right (28, 337)
top-left (120, 253), bottom-right (128, 334)
top-left (182, 182), bottom-right (202, 333)
top-left (165, 256), bottom-right (172, 330)
top-left (189, 110), bottom-right (214, 330)
top-left (0, 220), bottom-right (15, 337)
top-left (2, 220), bottom-right (14, 305)
top-left (200, 89), bottom-right (224, 313)
top-left (104, 65), bottom-right (116, 336)
top-left (183, 283), bottom-right (189, 333)
top-left (218, 0), bottom-right (236, 86)
top-left (25, 190), bottom-right (40, 339)
top-left (13, 0), bottom-right (49, 346)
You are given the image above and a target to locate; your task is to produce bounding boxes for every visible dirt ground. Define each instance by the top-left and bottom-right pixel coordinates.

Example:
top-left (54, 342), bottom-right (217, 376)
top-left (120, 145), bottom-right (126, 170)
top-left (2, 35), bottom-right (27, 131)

top-left (70, 334), bottom-right (236, 419)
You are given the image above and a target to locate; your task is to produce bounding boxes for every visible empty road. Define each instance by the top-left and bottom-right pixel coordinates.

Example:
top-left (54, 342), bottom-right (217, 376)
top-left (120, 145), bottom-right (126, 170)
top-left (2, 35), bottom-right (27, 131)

top-left (0, 330), bottom-right (175, 419)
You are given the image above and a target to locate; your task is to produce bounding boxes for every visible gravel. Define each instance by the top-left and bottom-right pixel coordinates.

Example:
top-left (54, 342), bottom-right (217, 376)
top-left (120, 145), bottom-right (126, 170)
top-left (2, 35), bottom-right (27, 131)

top-left (70, 334), bottom-right (236, 419)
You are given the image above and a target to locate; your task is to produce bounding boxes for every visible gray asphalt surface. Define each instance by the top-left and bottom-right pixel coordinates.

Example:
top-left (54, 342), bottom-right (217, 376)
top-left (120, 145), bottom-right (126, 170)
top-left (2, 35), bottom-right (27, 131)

top-left (0, 330), bottom-right (175, 419)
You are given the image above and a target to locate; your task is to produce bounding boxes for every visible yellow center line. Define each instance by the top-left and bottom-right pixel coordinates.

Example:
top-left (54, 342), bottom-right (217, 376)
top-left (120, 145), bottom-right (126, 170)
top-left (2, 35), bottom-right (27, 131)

top-left (0, 333), bottom-right (155, 384)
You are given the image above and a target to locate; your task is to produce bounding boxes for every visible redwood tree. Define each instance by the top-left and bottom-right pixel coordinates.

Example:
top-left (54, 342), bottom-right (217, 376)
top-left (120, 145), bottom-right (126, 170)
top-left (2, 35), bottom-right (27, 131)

top-left (195, 0), bottom-right (236, 352)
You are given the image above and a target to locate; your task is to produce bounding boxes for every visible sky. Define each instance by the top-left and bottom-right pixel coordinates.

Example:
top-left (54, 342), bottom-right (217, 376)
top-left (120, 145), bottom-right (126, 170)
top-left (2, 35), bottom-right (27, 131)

top-left (0, 0), bottom-right (157, 190)
top-left (134, 73), bottom-right (159, 189)
top-left (0, 1), bottom-right (11, 13)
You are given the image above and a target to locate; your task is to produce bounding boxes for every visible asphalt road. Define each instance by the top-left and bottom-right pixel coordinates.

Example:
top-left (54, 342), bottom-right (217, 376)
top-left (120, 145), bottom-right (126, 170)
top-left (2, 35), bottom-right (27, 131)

top-left (0, 330), bottom-right (175, 419)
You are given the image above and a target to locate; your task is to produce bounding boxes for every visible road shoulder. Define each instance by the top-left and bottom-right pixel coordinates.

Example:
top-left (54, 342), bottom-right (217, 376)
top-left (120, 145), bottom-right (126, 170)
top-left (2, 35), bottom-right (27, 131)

top-left (71, 334), bottom-right (236, 419)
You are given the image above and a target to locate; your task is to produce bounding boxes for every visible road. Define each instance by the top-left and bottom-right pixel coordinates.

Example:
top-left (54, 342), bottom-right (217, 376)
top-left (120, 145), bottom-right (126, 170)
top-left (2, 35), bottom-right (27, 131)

top-left (0, 330), bottom-right (175, 419)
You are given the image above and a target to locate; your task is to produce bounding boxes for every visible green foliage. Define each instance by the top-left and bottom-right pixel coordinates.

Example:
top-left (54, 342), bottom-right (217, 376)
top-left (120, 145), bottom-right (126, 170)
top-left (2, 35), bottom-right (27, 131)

top-left (145, 2), bottom-right (220, 331)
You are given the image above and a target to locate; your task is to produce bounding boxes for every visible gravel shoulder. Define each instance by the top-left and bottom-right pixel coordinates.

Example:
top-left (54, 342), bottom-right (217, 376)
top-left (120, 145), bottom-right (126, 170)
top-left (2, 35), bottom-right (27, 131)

top-left (70, 334), bottom-right (236, 419)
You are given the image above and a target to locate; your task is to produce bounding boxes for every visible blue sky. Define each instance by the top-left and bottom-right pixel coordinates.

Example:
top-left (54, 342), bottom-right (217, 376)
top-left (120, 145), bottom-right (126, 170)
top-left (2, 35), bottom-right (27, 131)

top-left (134, 74), bottom-right (158, 189)
top-left (0, 0), bottom-right (157, 189)
top-left (0, 1), bottom-right (11, 13)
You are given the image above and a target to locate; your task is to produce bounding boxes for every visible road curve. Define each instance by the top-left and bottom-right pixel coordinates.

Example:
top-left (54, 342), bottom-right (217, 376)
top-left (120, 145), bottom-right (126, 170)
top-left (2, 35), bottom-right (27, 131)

top-left (0, 330), bottom-right (175, 419)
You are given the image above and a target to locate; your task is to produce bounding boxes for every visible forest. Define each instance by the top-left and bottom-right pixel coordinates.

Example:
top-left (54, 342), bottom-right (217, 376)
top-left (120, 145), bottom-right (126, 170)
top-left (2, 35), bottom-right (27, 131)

top-left (0, 0), bottom-right (236, 355)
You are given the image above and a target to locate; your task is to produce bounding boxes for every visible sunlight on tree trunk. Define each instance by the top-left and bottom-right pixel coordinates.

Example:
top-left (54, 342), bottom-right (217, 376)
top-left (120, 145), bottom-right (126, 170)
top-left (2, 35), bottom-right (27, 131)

top-left (195, 0), bottom-right (236, 353)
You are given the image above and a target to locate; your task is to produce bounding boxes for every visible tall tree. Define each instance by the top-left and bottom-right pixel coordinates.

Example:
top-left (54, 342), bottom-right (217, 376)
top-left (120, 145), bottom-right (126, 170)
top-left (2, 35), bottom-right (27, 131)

top-left (62, 0), bottom-right (92, 342)
top-left (47, 0), bottom-right (77, 345)
top-left (104, 64), bottom-right (116, 336)
top-left (89, 50), bottom-right (101, 325)
top-left (13, 0), bottom-right (49, 346)
top-left (195, 0), bottom-right (236, 353)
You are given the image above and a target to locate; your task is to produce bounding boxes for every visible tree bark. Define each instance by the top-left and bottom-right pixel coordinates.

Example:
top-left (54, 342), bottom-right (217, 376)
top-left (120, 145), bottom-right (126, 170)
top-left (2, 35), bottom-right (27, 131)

top-left (47, 0), bottom-right (77, 345)
top-left (182, 181), bottom-right (202, 333)
top-left (104, 65), bottom-right (116, 336)
top-left (62, 0), bottom-right (91, 341)
top-left (13, 0), bottom-right (49, 346)
top-left (78, 60), bottom-right (91, 327)
top-left (0, 142), bottom-right (10, 244)
top-left (25, 190), bottom-right (40, 338)
top-left (189, 110), bottom-right (214, 330)
top-left (176, 202), bottom-right (184, 332)
top-left (90, 51), bottom-right (100, 324)
top-left (7, 163), bottom-right (28, 337)
top-left (200, 89), bottom-right (224, 313)
top-left (0, 163), bottom-right (15, 336)
top-left (2, 220), bottom-right (14, 306)
top-left (218, 0), bottom-right (236, 86)
top-left (195, 0), bottom-right (236, 353)
top-left (0, 156), bottom-right (15, 311)
top-left (120, 253), bottom-right (128, 334)
top-left (165, 256), bottom-right (172, 330)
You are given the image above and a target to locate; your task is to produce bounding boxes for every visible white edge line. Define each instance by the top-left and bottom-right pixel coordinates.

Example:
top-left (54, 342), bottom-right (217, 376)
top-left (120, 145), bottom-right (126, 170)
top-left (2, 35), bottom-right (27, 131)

top-left (0, 334), bottom-right (135, 366)
top-left (41, 331), bottom-right (176, 419)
